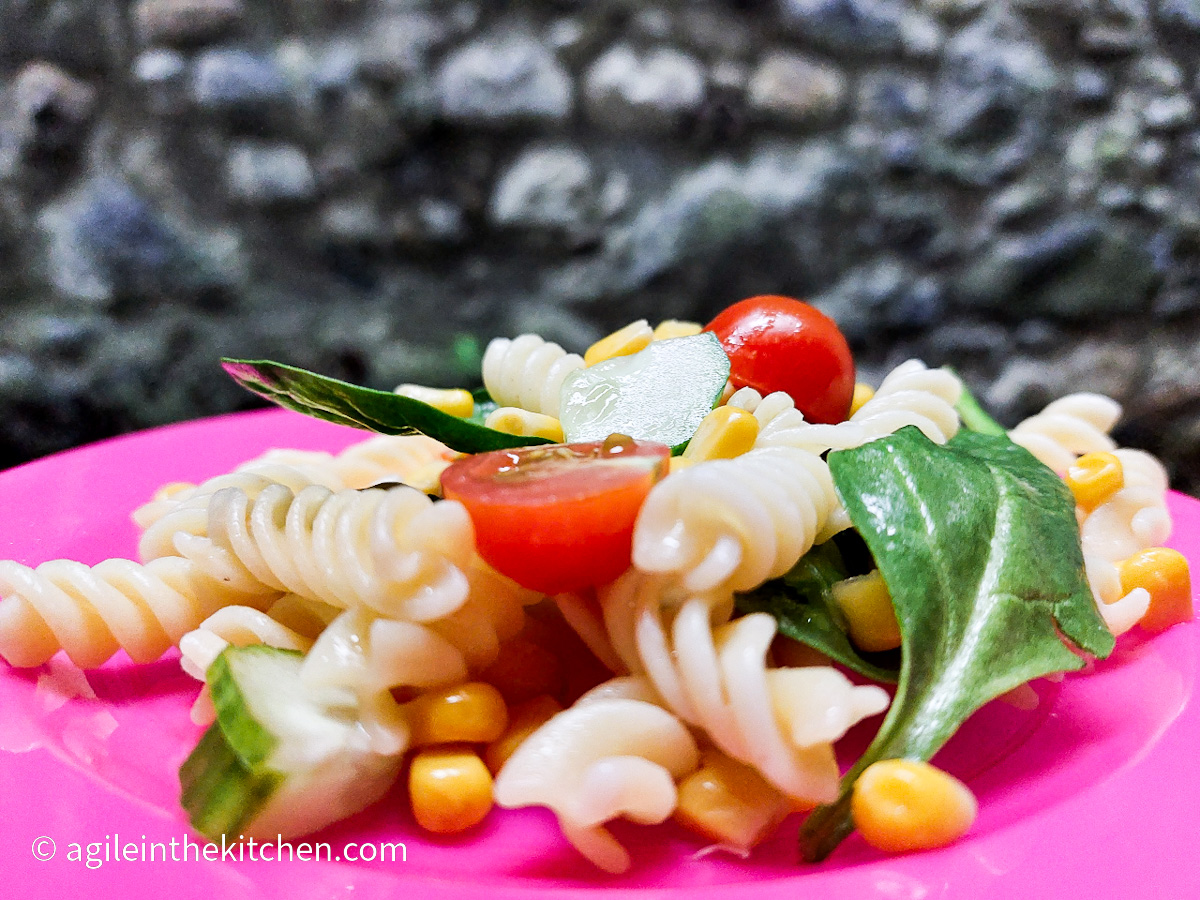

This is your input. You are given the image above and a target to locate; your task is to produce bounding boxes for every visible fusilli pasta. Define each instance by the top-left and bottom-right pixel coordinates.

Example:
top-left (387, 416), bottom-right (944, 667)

top-left (1080, 449), bottom-right (1172, 634)
top-left (594, 571), bottom-right (888, 802)
top-left (173, 482), bottom-right (478, 621)
top-left (1008, 393), bottom-right (1121, 473)
top-left (482, 334), bottom-right (584, 418)
top-left (632, 446), bottom-right (841, 593)
top-left (493, 696), bottom-right (699, 874)
top-left (0, 556), bottom-right (272, 668)
top-left (1011, 396), bottom-right (1172, 635)
top-left (727, 359), bottom-right (962, 454)
top-left (133, 434), bottom-right (457, 533)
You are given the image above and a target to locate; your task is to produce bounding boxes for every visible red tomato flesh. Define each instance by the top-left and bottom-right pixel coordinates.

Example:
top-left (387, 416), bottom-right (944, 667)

top-left (441, 438), bottom-right (670, 594)
top-left (705, 295), bottom-right (855, 425)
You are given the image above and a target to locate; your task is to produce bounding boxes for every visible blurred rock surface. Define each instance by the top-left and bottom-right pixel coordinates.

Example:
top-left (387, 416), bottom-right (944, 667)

top-left (0, 0), bottom-right (1198, 493)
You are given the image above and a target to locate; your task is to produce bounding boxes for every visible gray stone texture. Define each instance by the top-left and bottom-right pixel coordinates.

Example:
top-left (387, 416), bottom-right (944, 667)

top-left (0, 0), bottom-right (1198, 493)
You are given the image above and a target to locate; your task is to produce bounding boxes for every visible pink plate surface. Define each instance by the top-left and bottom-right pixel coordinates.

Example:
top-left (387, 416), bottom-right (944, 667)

top-left (1, 409), bottom-right (1198, 900)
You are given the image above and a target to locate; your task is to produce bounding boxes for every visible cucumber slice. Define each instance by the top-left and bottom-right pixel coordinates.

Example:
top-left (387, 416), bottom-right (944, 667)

top-left (559, 333), bottom-right (730, 451)
top-left (180, 646), bottom-right (402, 841)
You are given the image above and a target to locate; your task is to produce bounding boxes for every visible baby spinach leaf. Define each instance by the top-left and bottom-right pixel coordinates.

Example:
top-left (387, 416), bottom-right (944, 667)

top-left (222, 359), bottom-right (553, 454)
top-left (799, 426), bottom-right (1113, 861)
top-left (951, 371), bottom-right (1006, 436)
top-left (736, 541), bottom-right (900, 684)
top-left (467, 387), bottom-right (499, 427)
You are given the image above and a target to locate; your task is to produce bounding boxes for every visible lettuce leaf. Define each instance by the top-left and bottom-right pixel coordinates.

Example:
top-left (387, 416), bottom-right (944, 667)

top-left (799, 426), bottom-right (1113, 861)
top-left (736, 540), bottom-right (900, 684)
top-left (222, 359), bottom-right (553, 454)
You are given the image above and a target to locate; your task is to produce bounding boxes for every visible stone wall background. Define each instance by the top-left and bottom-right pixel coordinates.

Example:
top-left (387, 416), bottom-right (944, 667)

top-left (1, 0), bottom-right (1199, 489)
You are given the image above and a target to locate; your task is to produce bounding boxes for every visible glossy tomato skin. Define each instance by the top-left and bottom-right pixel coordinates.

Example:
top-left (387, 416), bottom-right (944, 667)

top-left (441, 439), bottom-right (670, 595)
top-left (704, 295), bottom-right (855, 424)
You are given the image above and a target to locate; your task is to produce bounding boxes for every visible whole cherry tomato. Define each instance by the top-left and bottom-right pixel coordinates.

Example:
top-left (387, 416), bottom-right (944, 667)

top-left (441, 437), bottom-right (670, 594)
top-left (704, 295), bottom-right (855, 424)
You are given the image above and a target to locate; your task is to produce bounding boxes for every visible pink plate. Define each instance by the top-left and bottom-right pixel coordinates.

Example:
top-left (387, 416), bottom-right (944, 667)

top-left (1, 409), bottom-right (1198, 900)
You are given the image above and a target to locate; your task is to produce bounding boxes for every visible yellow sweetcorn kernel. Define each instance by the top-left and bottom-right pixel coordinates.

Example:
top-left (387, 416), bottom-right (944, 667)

top-left (668, 456), bottom-right (696, 475)
top-left (849, 383), bottom-right (875, 417)
top-left (394, 384), bottom-right (475, 418)
top-left (406, 682), bottom-right (509, 746)
top-left (674, 748), bottom-right (792, 851)
top-left (851, 759), bottom-right (977, 854)
top-left (480, 637), bottom-right (564, 705)
top-left (409, 746), bottom-right (494, 834)
top-left (1065, 451), bottom-right (1124, 511)
top-left (154, 481), bottom-right (196, 502)
top-left (1119, 547), bottom-right (1194, 632)
top-left (484, 407), bottom-right (564, 442)
top-left (682, 406), bottom-right (760, 462)
top-left (584, 320), bottom-right (654, 366)
top-left (652, 319), bottom-right (703, 340)
top-left (831, 569), bottom-right (901, 652)
top-left (484, 694), bottom-right (563, 774)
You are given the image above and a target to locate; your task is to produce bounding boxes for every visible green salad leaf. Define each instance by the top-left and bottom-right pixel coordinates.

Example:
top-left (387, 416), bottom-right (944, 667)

top-left (222, 359), bottom-right (553, 454)
top-left (799, 425), bottom-right (1114, 861)
top-left (467, 387), bottom-right (500, 427)
top-left (951, 371), bottom-right (1006, 436)
top-left (736, 540), bottom-right (900, 684)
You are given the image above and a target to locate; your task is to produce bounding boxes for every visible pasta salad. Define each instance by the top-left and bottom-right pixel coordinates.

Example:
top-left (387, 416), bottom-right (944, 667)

top-left (0, 295), bottom-right (1191, 873)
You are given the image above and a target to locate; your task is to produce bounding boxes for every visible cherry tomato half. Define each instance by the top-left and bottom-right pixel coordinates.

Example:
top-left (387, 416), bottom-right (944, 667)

top-left (704, 295), bottom-right (855, 425)
top-left (441, 437), bottom-right (670, 595)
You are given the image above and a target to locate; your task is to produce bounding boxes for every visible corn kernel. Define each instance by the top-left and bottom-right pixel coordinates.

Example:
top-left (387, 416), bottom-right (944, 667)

top-left (484, 694), bottom-right (563, 773)
top-left (480, 637), bottom-right (563, 705)
top-left (852, 759), bottom-right (976, 853)
top-left (484, 407), bottom-right (564, 442)
top-left (394, 384), bottom-right (475, 418)
top-left (652, 319), bottom-right (703, 340)
top-left (409, 746), bottom-right (494, 833)
top-left (1119, 547), bottom-right (1193, 632)
top-left (849, 383), bottom-right (875, 417)
top-left (674, 749), bottom-right (791, 851)
top-left (831, 569), bottom-right (901, 653)
top-left (682, 406), bottom-right (760, 462)
top-left (1065, 451), bottom-right (1125, 511)
top-left (668, 456), bottom-right (696, 475)
top-left (406, 682), bottom-right (509, 746)
top-left (584, 320), bottom-right (654, 366)
top-left (154, 481), bottom-right (195, 502)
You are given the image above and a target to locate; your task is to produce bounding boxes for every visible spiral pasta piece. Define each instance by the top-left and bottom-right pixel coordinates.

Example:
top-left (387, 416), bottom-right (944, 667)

top-left (633, 446), bottom-right (840, 593)
top-left (1009, 394), bottom-right (1171, 635)
top-left (269, 434), bottom-right (458, 494)
top-left (595, 572), bottom-right (888, 803)
top-left (1008, 393), bottom-right (1121, 473)
top-left (728, 360), bottom-right (962, 454)
top-left (139, 468), bottom-right (332, 563)
top-left (482, 334), bottom-right (584, 417)
top-left (178, 594), bottom-right (337, 682)
top-left (133, 434), bottom-right (457, 533)
top-left (180, 594), bottom-right (338, 725)
top-left (299, 606), bottom-right (477, 754)
top-left (1079, 448), bottom-right (1172, 635)
top-left (174, 483), bottom-right (478, 622)
top-left (494, 697), bottom-right (700, 874)
top-left (0, 556), bottom-right (272, 668)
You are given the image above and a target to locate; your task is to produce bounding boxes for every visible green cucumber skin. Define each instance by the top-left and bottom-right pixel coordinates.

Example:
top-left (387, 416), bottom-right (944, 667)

top-left (180, 724), bottom-right (282, 840)
top-left (180, 645), bottom-right (403, 843)
top-left (207, 646), bottom-right (298, 769)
